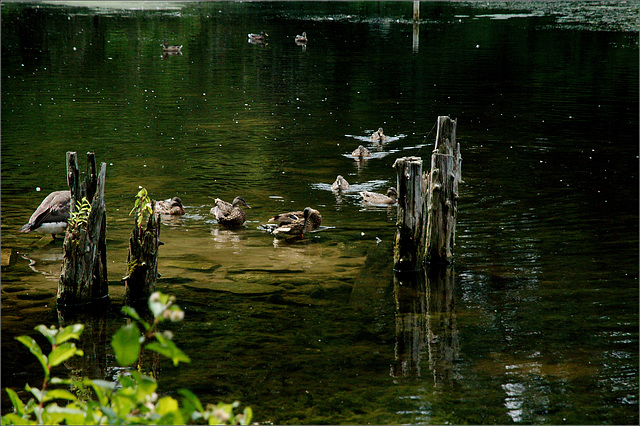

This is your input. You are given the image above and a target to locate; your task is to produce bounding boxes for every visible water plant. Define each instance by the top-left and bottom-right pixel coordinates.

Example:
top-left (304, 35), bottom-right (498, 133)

top-left (1, 292), bottom-right (252, 425)
top-left (67, 197), bottom-right (92, 234)
top-left (129, 187), bottom-right (153, 239)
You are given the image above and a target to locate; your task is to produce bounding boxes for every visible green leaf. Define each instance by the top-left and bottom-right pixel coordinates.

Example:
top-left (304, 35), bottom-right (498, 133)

top-left (50, 377), bottom-right (73, 385)
top-left (16, 336), bottom-right (49, 379)
top-left (42, 389), bottom-right (77, 402)
top-left (42, 403), bottom-right (85, 426)
top-left (55, 324), bottom-right (84, 345)
top-left (1, 412), bottom-right (34, 425)
top-left (178, 388), bottom-right (203, 412)
top-left (48, 342), bottom-right (83, 368)
top-left (156, 396), bottom-right (179, 415)
top-left (121, 306), bottom-right (150, 331)
top-left (25, 384), bottom-right (43, 403)
top-left (111, 323), bottom-right (141, 366)
top-left (34, 325), bottom-right (58, 346)
top-left (5, 388), bottom-right (26, 416)
top-left (145, 335), bottom-right (190, 366)
top-left (241, 406), bottom-right (253, 425)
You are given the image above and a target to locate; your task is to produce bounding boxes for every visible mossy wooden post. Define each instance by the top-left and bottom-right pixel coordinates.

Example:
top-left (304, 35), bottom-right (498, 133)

top-left (393, 156), bottom-right (429, 271)
top-left (123, 202), bottom-right (161, 304)
top-left (425, 116), bottom-right (461, 264)
top-left (58, 152), bottom-right (109, 308)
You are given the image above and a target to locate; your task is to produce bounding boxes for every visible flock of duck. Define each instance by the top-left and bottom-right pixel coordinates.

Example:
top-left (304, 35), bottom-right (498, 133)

top-left (21, 34), bottom-right (396, 243)
top-left (20, 125), bottom-right (397, 242)
top-left (160, 30), bottom-right (308, 56)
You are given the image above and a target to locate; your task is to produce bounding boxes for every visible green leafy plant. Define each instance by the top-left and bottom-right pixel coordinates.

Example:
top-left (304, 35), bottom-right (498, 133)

top-left (67, 197), bottom-right (92, 233)
top-left (129, 187), bottom-right (153, 238)
top-left (2, 293), bottom-right (252, 425)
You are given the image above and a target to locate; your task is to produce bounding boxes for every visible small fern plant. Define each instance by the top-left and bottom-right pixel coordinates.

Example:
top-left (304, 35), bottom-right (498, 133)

top-left (67, 197), bottom-right (91, 235)
top-left (129, 187), bottom-right (153, 239)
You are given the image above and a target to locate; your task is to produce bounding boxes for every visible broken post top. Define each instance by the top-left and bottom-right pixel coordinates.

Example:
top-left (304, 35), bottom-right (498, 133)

top-left (434, 116), bottom-right (457, 156)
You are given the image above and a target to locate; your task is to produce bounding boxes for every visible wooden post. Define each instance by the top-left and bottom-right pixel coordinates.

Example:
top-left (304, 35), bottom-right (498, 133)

top-left (123, 202), bottom-right (161, 305)
top-left (58, 152), bottom-right (109, 308)
top-left (425, 116), bottom-right (461, 264)
top-left (393, 156), bottom-right (429, 271)
top-left (412, 1), bottom-right (420, 52)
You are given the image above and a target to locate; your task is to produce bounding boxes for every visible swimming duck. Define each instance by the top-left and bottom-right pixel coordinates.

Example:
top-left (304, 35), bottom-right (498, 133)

top-left (156, 197), bottom-right (185, 215)
top-left (268, 207), bottom-right (322, 230)
top-left (360, 187), bottom-right (398, 205)
top-left (20, 190), bottom-right (71, 240)
top-left (370, 127), bottom-right (388, 142)
top-left (211, 196), bottom-right (251, 227)
top-left (352, 145), bottom-right (371, 158)
top-left (331, 175), bottom-right (350, 191)
top-left (248, 31), bottom-right (268, 41)
top-left (272, 207), bottom-right (321, 238)
top-left (160, 42), bottom-right (182, 53)
top-left (295, 32), bottom-right (308, 43)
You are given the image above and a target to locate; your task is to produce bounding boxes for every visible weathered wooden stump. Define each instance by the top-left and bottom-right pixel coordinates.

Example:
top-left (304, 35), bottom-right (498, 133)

top-left (393, 156), bottom-right (429, 271)
top-left (122, 202), bottom-right (161, 305)
top-left (58, 152), bottom-right (109, 308)
top-left (425, 116), bottom-right (461, 264)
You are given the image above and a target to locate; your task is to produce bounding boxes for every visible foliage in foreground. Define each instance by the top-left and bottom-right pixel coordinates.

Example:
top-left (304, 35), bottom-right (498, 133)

top-left (1, 292), bottom-right (252, 425)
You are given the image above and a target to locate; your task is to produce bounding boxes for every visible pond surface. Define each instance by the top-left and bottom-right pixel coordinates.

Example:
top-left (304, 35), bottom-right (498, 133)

top-left (1, 1), bottom-right (638, 424)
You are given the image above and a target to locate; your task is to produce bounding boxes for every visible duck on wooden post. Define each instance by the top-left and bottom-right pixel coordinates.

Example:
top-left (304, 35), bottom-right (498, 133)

top-left (331, 175), bottom-right (350, 191)
top-left (20, 190), bottom-right (71, 240)
top-left (360, 187), bottom-right (398, 205)
top-left (211, 196), bottom-right (251, 227)
top-left (156, 197), bottom-right (185, 216)
top-left (271, 207), bottom-right (322, 238)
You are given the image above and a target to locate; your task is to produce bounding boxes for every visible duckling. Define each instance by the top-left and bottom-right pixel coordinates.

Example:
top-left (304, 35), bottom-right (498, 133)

top-left (211, 196), bottom-right (251, 227)
top-left (295, 32), bottom-right (307, 43)
top-left (352, 145), bottom-right (371, 158)
top-left (331, 175), bottom-right (350, 191)
top-left (160, 42), bottom-right (182, 53)
top-left (155, 197), bottom-right (185, 215)
top-left (20, 190), bottom-right (71, 240)
top-left (248, 31), bottom-right (268, 41)
top-left (268, 207), bottom-right (322, 230)
top-left (272, 207), bottom-right (321, 238)
top-left (359, 187), bottom-right (398, 205)
top-left (370, 127), bottom-right (388, 142)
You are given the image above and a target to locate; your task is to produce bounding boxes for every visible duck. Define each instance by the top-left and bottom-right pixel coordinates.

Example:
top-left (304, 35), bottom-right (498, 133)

top-left (155, 197), bottom-right (185, 215)
top-left (211, 196), bottom-right (251, 227)
top-left (370, 127), bottom-right (388, 142)
top-left (352, 145), bottom-right (371, 158)
top-left (248, 31), bottom-right (268, 41)
top-left (268, 207), bottom-right (322, 230)
top-left (359, 187), bottom-right (398, 205)
top-left (20, 190), bottom-right (71, 240)
top-left (271, 207), bottom-right (321, 238)
top-left (295, 32), bottom-right (307, 43)
top-left (331, 175), bottom-right (350, 191)
top-left (160, 42), bottom-right (182, 53)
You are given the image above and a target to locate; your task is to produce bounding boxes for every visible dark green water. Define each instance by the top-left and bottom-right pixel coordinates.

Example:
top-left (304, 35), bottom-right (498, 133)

top-left (1, 1), bottom-right (638, 424)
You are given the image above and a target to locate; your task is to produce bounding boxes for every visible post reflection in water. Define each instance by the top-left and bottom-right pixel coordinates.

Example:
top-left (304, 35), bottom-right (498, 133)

top-left (391, 266), bottom-right (459, 387)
